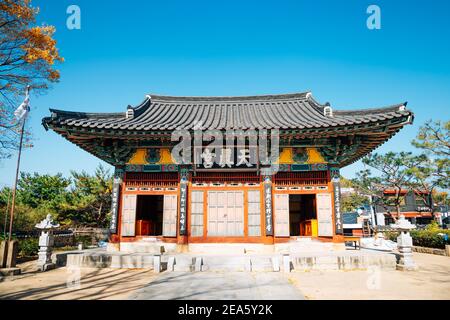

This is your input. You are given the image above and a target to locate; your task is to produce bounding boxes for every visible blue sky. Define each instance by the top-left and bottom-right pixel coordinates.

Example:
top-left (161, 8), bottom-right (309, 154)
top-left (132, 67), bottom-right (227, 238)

top-left (1, 0), bottom-right (449, 186)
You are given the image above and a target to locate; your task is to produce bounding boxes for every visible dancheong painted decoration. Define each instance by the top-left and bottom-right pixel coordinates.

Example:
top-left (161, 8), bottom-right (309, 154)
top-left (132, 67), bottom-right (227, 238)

top-left (42, 92), bottom-right (413, 249)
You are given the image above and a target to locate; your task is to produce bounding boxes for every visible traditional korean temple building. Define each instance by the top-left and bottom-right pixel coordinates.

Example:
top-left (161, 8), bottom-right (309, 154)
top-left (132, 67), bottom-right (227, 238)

top-left (42, 92), bottom-right (413, 252)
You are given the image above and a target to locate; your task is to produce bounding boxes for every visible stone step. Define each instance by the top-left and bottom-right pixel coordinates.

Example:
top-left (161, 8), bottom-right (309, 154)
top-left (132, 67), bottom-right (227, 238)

top-left (291, 237), bottom-right (313, 243)
top-left (250, 256), bottom-right (277, 272)
top-left (197, 255), bottom-right (280, 272)
top-left (187, 243), bottom-right (274, 254)
top-left (119, 242), bottom-right (164, 254)
top-left (167, 255), bottom-right (195, 272)
top-left (200, 256), bottom-right (251, 272)
top-left (274, 241), bottom-right (346, 254)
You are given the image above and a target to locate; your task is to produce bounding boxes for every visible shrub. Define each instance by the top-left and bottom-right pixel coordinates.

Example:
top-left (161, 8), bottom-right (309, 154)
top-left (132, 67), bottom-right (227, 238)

top-left (18, 237), bottom-right (39, 257)
top-left (383, 230), bottom-right (399, 241)
top-left (74, 235), bottom-right (92, 247)
top-left (382, 224), bottom-right (450, 249)
top-left (410, 228), bottom-right (450, 249)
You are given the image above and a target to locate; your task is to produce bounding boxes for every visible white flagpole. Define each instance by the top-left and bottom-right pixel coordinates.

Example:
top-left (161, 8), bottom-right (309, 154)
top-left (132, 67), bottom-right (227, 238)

top-left (7, 86), bottom-right (30, 243)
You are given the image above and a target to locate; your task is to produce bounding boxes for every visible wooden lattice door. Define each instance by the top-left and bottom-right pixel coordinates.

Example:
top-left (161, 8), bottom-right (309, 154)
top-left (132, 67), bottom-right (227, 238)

top-left (207, 191), bottom-right (244, 236)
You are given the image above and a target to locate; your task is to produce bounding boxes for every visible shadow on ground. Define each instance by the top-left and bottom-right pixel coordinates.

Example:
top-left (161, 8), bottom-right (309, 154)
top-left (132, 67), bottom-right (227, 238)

top-left (0, 267), bottom-right (154, 300)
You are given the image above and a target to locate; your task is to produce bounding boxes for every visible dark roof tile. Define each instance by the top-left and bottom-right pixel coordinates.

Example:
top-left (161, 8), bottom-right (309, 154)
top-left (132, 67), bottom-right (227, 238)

top-left (43, 92), bottom-right (412, 132)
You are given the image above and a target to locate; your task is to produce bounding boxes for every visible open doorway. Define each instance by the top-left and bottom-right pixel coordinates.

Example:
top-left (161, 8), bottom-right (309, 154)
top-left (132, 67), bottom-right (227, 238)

top-left (136, 195), bottom-right (164, 236)
top-left (289, 194), bottom-right (316, 236)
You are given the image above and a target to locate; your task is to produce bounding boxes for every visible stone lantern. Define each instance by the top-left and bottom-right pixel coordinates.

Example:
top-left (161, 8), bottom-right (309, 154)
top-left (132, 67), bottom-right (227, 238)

top-left (390, 215), bottom-right (417, 271)
top-left (35, 214), bottom-right (60, 271)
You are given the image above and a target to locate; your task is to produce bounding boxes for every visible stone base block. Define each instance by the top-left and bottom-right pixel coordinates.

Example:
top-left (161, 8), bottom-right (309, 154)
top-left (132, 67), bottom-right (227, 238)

top-left (0, 241), bottom-right (7, 268)
top-left (38, 263), bottom-right (56, 272)
top-left (396, 253), bottom-right (417, 271)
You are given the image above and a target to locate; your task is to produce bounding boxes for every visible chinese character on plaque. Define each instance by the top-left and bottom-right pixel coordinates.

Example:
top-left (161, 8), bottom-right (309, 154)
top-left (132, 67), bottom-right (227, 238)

top-left (219, 148), bottom-right (233, 168)
top-left (236, 149), bottom-right (252, 167)
top-left (201, 148), bottom-right (215, 168)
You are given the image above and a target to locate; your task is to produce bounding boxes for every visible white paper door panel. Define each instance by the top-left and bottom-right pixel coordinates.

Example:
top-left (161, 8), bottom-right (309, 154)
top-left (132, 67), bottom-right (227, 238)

top-left (274, 194), bottom-right (289, 237)
top-left (317, 193), bottom-right (333, 237)
top-left (163, 194), bottom-right (178, 237)
top-left (121, 194), bottom-right (137, 237)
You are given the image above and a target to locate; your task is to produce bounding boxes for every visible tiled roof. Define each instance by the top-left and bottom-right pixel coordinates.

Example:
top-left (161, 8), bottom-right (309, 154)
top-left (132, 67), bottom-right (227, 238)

top-left (343, 213), bottom-right (359, 224)
top-left (43, 92), bottom-right (413, 132)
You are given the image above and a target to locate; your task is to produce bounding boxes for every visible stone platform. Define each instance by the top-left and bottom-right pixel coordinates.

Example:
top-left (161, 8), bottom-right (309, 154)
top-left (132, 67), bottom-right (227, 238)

top-left (107, 237), bottom-right (347, 255)
top-left (59, 247), bottom-right (397, 272)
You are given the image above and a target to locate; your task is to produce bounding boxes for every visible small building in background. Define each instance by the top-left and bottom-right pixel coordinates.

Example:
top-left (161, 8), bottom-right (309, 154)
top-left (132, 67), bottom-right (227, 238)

top-left (373, 189), bottom-right (434, 226)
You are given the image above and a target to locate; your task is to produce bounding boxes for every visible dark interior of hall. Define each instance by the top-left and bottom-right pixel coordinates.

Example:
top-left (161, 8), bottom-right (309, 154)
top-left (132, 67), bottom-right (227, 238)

top-left (289, 194), bottom-right (316, 236)
top-left (136, 195), bottom-right (164, 236)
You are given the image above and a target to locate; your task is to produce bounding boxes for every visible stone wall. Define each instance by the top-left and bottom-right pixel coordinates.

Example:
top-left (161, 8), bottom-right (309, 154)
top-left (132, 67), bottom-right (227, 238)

top-left (71, 227), bottom-right (109, 245)
top-left (412, 245), bottom-right (449, 256)
top-left (53, 233), bottom-right (75, 247)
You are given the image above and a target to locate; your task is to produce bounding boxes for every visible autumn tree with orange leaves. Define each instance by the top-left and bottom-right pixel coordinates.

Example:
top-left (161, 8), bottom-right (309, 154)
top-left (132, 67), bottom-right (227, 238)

top-left (0, 0), bottom-right (63, 159)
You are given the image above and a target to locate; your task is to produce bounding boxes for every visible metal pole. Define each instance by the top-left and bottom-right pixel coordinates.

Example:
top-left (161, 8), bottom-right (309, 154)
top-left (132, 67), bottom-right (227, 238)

top-left (7, 116), bottom-right (26, 243)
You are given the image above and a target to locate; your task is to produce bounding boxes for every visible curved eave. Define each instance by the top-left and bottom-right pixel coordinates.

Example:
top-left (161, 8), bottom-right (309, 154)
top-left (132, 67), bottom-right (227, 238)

top-left (41, 92), bottom-right (414, 167)
top-left (43, 105), bottom-right (412, 132)
top-left (44, 113), bottom-right (413, 168)
top-left (45, 110), bottom-right (413, 137)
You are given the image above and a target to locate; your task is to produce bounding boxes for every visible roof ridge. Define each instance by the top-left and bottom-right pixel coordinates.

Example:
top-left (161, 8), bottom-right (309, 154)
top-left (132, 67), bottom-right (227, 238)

top-left (147, 92), bottom-right (310, 102)
top-left (48, 108), bottom-right (124, 119)
top-left (333, 103), bottom-right (408, 116)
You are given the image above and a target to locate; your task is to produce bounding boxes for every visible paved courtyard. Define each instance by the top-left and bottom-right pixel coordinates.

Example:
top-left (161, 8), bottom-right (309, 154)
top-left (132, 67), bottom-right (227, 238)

top-left (288, 252), bottom-right (450, 300)
top-left (0, 252), bottom-right (449, 300)
top-left (128, 272), bottom-right (304, 300)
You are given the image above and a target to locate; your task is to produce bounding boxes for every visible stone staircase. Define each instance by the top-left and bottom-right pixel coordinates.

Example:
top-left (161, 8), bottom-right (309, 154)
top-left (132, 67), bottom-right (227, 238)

top-left (114, 237), bottom-right (177, 254)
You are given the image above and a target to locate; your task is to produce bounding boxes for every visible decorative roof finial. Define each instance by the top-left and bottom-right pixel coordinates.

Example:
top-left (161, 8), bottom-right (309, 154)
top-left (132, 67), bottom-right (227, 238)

top-left (126, 106), bottom-right (134, 119)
